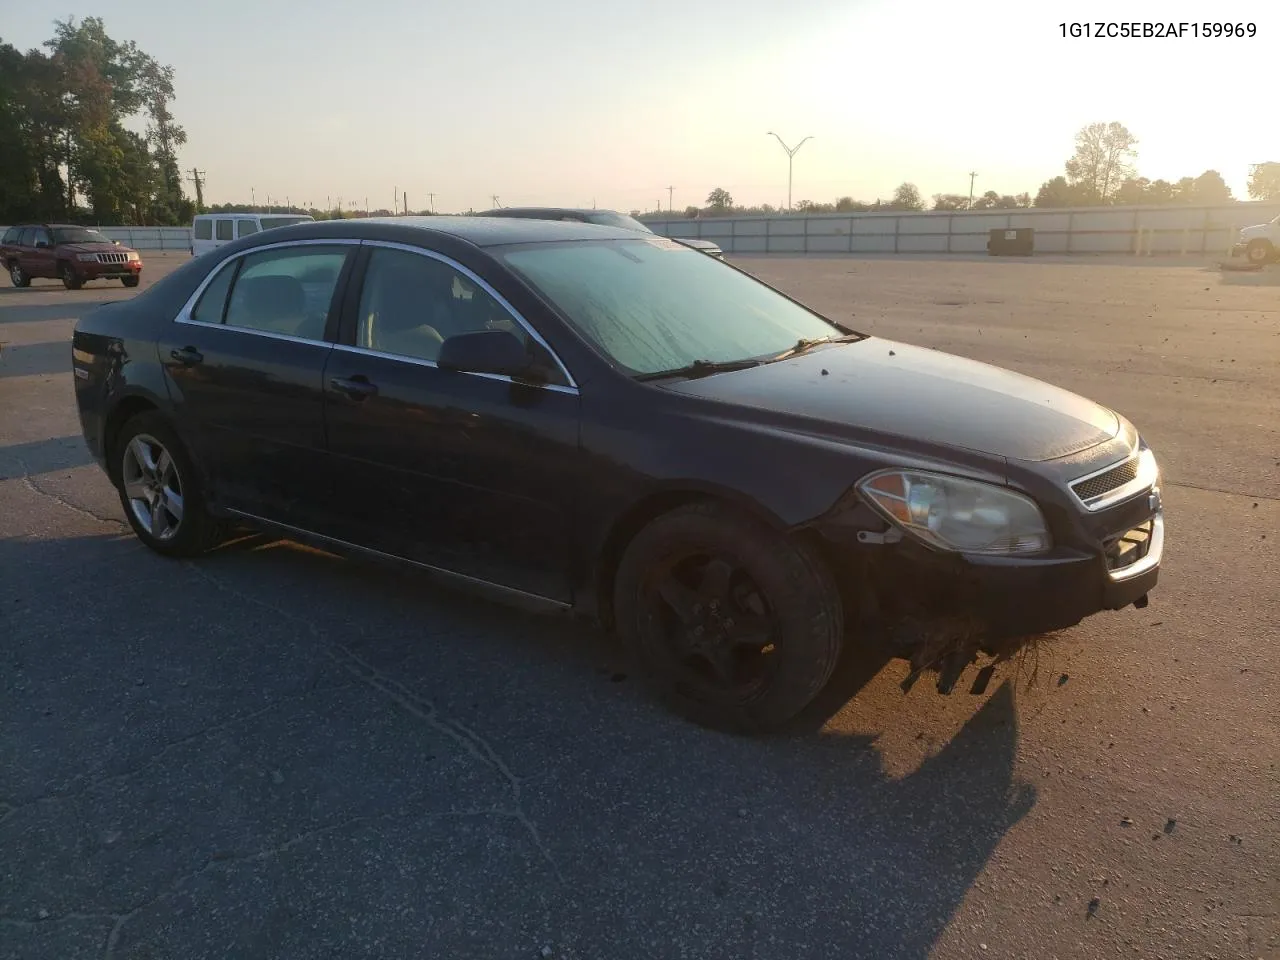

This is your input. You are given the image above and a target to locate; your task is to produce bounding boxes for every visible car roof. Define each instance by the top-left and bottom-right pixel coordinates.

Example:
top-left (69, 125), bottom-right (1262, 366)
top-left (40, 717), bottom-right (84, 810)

top-left (194, 212), bottom-right (313, 219)
top-left (476, 206), bottom-right (625, 218)
top-left (258, 215), bottom-right (644, 247)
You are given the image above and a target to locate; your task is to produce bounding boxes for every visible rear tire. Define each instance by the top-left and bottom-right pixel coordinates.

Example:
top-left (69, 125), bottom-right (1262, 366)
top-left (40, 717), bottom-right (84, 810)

top-left (8, 262), bottom-right (29, 288)
top-left (122, 275), bottom-right (140, 288)
top-left (613, 501), bottom-right (844, 734)
top-left (60, 264), bottom-right (83, 290)
top-left (1246, 240), bottom-right (1274, 265)
top-left (113, 411), bottom-right (220, 558)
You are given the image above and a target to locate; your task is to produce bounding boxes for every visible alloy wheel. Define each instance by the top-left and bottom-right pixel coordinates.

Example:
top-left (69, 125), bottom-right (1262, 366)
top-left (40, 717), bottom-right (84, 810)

top-left (121, 433), bottom-right (185, 541)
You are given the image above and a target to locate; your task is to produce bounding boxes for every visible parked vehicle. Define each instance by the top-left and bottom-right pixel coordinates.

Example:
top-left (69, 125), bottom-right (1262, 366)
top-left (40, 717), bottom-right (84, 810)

top-left (477, 206), bottom-right (725, 258)
top-left (1231, 214), bottom-right (1280, 264)
top-left (2, 224), bottom-right (142, 289)
top-left (72, 216), bottom-right (1163, 732)
top-left (191, 213), bottom-right (315, 256)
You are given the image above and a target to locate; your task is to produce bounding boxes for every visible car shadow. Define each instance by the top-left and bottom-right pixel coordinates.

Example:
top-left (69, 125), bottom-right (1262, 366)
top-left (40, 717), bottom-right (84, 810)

top-left (1216, 262), bottom-right (1280, 287)
top-left (0, 340), bottom-right (72, 379)
top-left (3, 528), bottom-right (1036, 958)
top-left (0, 435), bottom-right (96, 479)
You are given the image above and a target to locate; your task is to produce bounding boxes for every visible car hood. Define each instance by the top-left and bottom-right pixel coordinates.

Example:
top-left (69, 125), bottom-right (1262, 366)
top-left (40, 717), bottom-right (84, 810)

top-left (1240, 223), bottom-right (1273, 238)
top-left (59, 241), bottom-right (133, 254)
top-left (663, 338), bottom-right (1120, 463)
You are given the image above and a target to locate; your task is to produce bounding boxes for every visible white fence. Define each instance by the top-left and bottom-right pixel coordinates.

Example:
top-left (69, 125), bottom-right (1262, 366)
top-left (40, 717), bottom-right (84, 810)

top-left (0, 226), bottom-right (191, 251)
top-left (7, 202), bottom-right (1278, 257)
top-left (642, 202), bottom-right (1280, 256)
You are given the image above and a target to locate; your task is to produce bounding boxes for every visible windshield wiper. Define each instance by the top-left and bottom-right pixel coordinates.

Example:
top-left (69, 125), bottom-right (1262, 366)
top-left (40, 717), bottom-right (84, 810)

top-left (770, 333), bottom-right (864, 362)
top-left (634, 358), bottom-right (763, 382)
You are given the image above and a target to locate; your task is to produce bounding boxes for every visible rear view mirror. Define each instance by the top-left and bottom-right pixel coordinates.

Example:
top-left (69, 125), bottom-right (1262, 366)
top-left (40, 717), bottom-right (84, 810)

top-left (437, 329), bottom-right (530, 377)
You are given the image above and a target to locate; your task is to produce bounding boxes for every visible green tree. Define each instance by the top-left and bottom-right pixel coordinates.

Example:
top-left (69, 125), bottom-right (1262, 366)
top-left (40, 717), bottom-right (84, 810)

top-left (706, 187), bottom-right (733, 210)
top-left (932, 193), bottom-right (969, 211)
top-left (888, 182), bottom-right (923, 211)
top-left (1247, 162), bottom-right (1280, 200)
top-left (0, 17), bottom-right (192, 225)
top-left (1064, 121), bottom-right (1137, 202)
top-left (1034, 175), bottom-right (1093, 207)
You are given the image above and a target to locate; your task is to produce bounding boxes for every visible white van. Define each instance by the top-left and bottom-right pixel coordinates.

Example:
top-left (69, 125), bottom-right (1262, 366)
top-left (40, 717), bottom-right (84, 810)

top-left (190, 213), bottom-right (315, 256)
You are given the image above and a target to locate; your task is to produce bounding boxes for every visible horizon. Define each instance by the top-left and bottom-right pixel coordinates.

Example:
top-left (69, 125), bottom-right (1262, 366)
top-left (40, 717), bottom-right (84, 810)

top-left (4, 0), bottom-right (1276, 214)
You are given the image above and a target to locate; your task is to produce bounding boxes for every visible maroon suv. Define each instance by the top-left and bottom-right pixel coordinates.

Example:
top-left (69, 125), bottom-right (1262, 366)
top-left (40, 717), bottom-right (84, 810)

top-left (1, 224), bottom-right (143, 289)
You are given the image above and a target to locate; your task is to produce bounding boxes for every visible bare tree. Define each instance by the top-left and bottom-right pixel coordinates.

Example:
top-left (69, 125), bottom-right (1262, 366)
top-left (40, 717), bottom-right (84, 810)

top-left (1064, 122), bottom-right (1138, 203)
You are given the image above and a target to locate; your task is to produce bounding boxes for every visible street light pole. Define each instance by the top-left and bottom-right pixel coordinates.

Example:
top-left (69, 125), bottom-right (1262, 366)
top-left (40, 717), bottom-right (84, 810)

top-left (767, 132), bottom-right (814, 211)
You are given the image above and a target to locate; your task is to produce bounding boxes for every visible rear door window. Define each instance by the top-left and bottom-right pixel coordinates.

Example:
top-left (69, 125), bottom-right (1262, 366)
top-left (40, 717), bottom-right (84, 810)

top-left (222, 246), bottom-right (350, 340)
top-left (32, 227), bottom-right (51, 247)
top-left (193, 219), bottom-right (213, 240)
top-left (237, 220), bottom-right (260, 238)
top-left (1, 227), bottom-right (17, 244)
top-left (215, 220), bottom-right (234, 241)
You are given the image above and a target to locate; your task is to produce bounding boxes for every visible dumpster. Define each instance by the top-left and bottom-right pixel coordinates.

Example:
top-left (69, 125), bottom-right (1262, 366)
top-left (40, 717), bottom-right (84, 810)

top-left (987, 227), bottom-right (1034, 256)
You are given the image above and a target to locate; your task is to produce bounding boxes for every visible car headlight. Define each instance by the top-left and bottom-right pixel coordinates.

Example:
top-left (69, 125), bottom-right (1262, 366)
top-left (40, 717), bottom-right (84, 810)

top-left (858, 469), bottom-right (1052, 555)
top-left (76, 253), bottom-right (98, 262)
top-left (126, 252), bottom-right (140, 261)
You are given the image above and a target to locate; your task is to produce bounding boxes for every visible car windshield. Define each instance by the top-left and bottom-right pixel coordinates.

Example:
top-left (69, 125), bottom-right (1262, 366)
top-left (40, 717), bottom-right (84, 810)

top-left (588, 212), bottom-right (653, 234)
top-left (53, 227), bottom-right (110, 244)
top-left (501, 238), bottom-right (850, 376)
top-left (258, 216), bottom-right (313, 230)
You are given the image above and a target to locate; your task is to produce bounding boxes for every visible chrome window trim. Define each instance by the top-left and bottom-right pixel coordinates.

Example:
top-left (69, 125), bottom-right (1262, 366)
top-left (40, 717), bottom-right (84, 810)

top-left (330, 343), bottom-right (578, 396)
top-left (359, 239), bottom-right (579, 390)
top-left (173, 238), bottom-right (362, 345)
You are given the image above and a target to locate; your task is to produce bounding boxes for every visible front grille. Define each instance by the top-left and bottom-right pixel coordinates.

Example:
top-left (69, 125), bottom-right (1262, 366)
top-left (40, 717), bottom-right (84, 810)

top-left (1104, 519), bottom-right (1155, 571)
top-left (1071, 457), bottom-right (1139, 503)
top-left (96, 252), bottom-right (129, 264)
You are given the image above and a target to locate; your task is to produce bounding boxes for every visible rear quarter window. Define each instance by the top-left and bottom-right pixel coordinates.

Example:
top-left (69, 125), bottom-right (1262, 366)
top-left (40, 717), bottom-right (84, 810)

top-left (2, 227), bottom-right (18, 244)
top-left (193, 219), bottom-right (213, 240)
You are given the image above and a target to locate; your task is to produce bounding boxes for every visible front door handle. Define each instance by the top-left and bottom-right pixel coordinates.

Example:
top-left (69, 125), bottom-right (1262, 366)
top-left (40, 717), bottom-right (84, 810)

top-left (329, 375), bottom-right (379, 400)
top-left (169, 346), bottom-right (203, 366)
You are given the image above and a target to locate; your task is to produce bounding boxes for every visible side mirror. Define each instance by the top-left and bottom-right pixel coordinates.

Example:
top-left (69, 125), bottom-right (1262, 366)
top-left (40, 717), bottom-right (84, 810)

top-left (436, 329), bottom-right (531, 377)
top-left (35, 240), bottom-right (50, 249)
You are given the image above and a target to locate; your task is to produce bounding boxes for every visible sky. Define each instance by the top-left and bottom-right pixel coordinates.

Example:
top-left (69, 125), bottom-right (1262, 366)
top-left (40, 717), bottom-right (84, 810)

top-left (4, 0), bottom-right (1277, 214)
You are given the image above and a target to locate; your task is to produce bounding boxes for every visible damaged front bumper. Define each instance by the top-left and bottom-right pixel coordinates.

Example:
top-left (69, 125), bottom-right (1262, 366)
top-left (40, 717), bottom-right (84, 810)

top-left (815, 482), bottom-right (1164, 692)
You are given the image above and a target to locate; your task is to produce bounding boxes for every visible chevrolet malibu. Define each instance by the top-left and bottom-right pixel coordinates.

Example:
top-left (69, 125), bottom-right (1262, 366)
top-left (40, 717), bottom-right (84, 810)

top-left (71, 217), bottom-right (1164, 732)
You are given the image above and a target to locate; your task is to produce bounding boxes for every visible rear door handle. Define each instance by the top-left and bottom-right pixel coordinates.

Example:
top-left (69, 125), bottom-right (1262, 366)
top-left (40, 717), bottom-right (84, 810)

top-left (169, 346), bottom-right (203, 366)
top-left (329, 375), bottom-right (379, 400)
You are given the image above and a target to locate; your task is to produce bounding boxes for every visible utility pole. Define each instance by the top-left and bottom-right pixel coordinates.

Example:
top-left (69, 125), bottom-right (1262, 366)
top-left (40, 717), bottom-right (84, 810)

top-left (427, 192), bottom-right (436, 213)
top-left (766, 132), bottom-right (814, 211)
top-left (393, 186), bottom-right (397, 215)
top-left (250, 187), bottom-right (255, 209)
top-left (666, 185), bottom-right (674, 212)
top-left (968, 171), bottom-right (979, 209)
top-left (187, 168), bottom-right (206, 211)
top-left (491, 194), bottom-right (501, 208)
top-left (403, 191), bottom-right (407, 214)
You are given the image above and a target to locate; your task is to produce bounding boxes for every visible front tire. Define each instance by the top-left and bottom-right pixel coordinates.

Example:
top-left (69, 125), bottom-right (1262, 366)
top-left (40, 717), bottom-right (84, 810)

top-left (8, 262), bottom-right (29, 288)
top-left (613, 501), bottom-right (844, 733)
top-left (60, 264), bottom-right (83, 290)
top-left (122, 275), bottom-right (140, 288)
top-left (114, 412), bottom-right (220, 558)
top-left (1246, 240), bottom-right (1274, 265)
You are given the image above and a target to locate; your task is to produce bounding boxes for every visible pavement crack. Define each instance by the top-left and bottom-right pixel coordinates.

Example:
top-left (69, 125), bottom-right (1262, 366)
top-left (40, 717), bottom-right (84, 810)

top-left (1166, 480), bottom-right (1280, 502)
top-left (186, 564), bottom-right (563, 882)
top-left (0, 911), bottom-right (119, 931)
top-left (99, 806), bottom-right (505, 959)
top-left (17, 461), bottom-right (125, 527)
top-left (7, 687), bottom-right (342, 813)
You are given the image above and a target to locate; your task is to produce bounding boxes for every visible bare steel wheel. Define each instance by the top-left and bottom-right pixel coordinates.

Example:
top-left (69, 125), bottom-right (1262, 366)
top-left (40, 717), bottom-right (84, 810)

top-left (121, 433), bottom-right (184, 541)
top-left (114, 411), bottom-right (220, 557)
top-left (613, 501), bottom-right (844, 733)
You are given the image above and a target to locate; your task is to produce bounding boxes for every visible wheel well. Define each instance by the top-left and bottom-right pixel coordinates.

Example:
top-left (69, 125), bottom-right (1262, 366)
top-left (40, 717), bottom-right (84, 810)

top-left (103, 396), bottom-right (159, 482)
top-left (592, 489), bottom-right (788, 630)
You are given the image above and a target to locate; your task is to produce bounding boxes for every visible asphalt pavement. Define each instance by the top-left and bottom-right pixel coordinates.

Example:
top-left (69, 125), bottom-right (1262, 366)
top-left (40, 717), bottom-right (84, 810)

top-left (1, 252), bottom-right (1276, 960)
